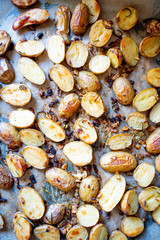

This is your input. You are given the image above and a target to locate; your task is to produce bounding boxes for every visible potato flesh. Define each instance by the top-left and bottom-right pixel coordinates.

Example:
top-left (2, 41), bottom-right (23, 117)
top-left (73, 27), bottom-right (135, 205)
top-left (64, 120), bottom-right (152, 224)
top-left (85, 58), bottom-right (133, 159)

top-left (11, 0), bottom-right (37, 8)
top-left (146, 127), bottom-right (160, 154)
top-left (0, 164), bottom-right (13, 190)
top-left (16, 40), bottom-right (45, 57)
top-left (67, 225), bottom-right (88, 240)
top-left (121, 190), bottom-right (139, 215)
top-left (139, 36), bottom-right (160, 57)
top-left (89, 55), bottom-right (110, 74)
top-left (139, 186), bottom-right (160, 211)
top-left (77, 70), bottom-right (101, 92)
top-left (34, 225), bottom-right (60, 240)
top-left (155, 155), bottom-right (160, 173)
top-left (106, 133), bottom-right (132, 150)
top-left (0, 214), bottom-right (4, 230)
top-left (109, 230), bottom-right (128, 240)
top-left (0, 30), bottom-right (11, 56)
top-left (47, 35), bottom-right (65, 64)
top-left (77, 204), bottom-right (99, 227)
top-left (82, 0), bottom-right (100, 24)
top-left (107, 48), bottom-right (123, 69)
top-left (99, 173), bottom-right (126, 212)
top-left (6, 154), bottom-right (26, 178)
top-left (90, 223), bottom-right (108, 240)
top-left (19, 129), bottom-right (45, 147)
top-left (146, 68), bottom-right (160, 87)
top-left (152, 206), bottom-right (160, 225)
top-left (149, 102), bottom-right (160, 123)
top-left (121, 217), bottom-right (144, 237)
top-left (9, 109), bottom-right (35, 128)
top-left (0, 57), bottom-right (15, 83)
top-left (116, 7), bottom-right (138, 30)
top-left (126, 112), bottom-right (149, 130)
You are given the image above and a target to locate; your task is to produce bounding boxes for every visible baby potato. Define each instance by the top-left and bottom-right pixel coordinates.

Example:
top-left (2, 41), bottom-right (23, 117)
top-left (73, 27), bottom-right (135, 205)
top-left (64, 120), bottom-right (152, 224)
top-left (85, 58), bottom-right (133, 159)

top-left (47, 35), bottom-right (65, 64)
top-left (113, 77), bottom-right (135, 105)
top-left (146, 127), bottom-right (160, 154)
top-left (0, 30), bottom-right (11, 56)
top-left (133, 88), bottom-right (158, 112)
top-left (155, 155), bottom-right (160, 173)
top-left (0, 83), bottom-right (31, 106)
top-left (67, 225), bottom-right (88, 240)
top-left (6, 154), bottom-right (26, 178)
top-left (76, 70), bottom-right (101, 92)
top-left (126, 112), bottom-right (149, 130)
top-left (45, 167), bottom-right (76, 192)
top-left (0, 214), bottom-right (4, 230)
top-left (82, 0), bottom-right (100, 24)
top-left (146, 19), bottom-right (160, 37)
top-left (99, 173), bottom-right (126, 212)
top-left (13, 212), bottom-right (32, 240)
top-left (0, 57), bottom-right (15, 83)
top-left (107, 48), bottom-right (123, 69)
top-left (55, 6), bottom-right (71, 45)
top-left (9, 109), bottom-right (35, 128)
top-left (81, 92), bottom-right (105, 118)
top-left (121, 217), bottom-right (144, 237)
top-left (89, 19), bottom-right (112, 47)
top-left (18, 186), bottom-right (45, 220)
top-left (90, 223), bottom-right (108, 240)
top-left (49, 64), bottom-right (74, 92)
top-left (12, 8), bottom-right (49, 30)
top-left (146, 68), bottom-right (160, 87)
top-left (19, 129), bottom-right (45, 147)
top-left (38, 118), bottom-right (66, 142)
top-left (11, 0), bottom-right (37, 8)
top-left (58, 93), bottom-right (80, 119)
top-left (0, 122), bottom-right (21, 149)
top-left (15, 40), bottom-right (45, 57)
top-left (89, 55), bottom-right (110, 74)
top-left (22, 146), bottom-right (49, 169)
top-left (74, 118), bottom-right (97, 144)
top-left (121, 190), bottom-right (139, 215)
top-left (71, 3), bottom-right (89, 36)
top-left (43, 203), bottom-right (65, 225)
top-left (139, 36), bottom-right (160, 57)
top-left (152, 206), bottom-right (160, 225)
top-left (34, 225), bottom-right (60, 240)
top-left (109, 230), bottom-right (128, 240)
top-left (79, 175), bottom-right (99, 202)
top-left (66, 41), bottom-right (88, 68)
top-left (133, 162), bottom-right (155, 188)
top-left (149, 102), bottom-right (160, 123)
top-left (63, 141), bottom-right (93, 166)
top-left (139, 186), bottom-right (160, 211)
top-left (100, 151), bottom-right (137, 172)
top-left (120, 36), bottom-right (139, 66)
top-left (77, 204), bottom-right (99, 227)
top-left (116, 7), bottom-right (138, 30)
top-left (106, 133), bottom-right (132, 150)
top-left (0, 164), bottom-right (13, 190)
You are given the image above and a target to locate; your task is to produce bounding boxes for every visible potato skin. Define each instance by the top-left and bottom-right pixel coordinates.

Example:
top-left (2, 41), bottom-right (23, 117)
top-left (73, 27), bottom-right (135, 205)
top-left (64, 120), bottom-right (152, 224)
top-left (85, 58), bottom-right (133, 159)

top-left (43, 203), bottom-right (65, 225)
top-left (139, 36), bottom-right (160, 57)
top-left (0, 164), bottom-right (13, 190)
top-left (120, 190), bottom-right (139, 215)
top-left (121, 217), bottom-right (144, 237)
top-left (126, 112), bottom-right (149, 130)
top-left (77, 70), bottom-right (101, 92)
top-left (6, 154), bottom-right (26, 178)
top-left (0, 31), bottom-right (11, 56)
top-left (71, 3), bottom-right (89, 36)
top-left (107, 48), bottom-right (123, 69)
top-left (146, 127), bottom-right (160, 154)
top-left (146, 68), bottom-right (160, 87)
top-left (155, 155), bottom-right (160, 173)
top-left (11, 0), bottom-right (37, 8)
top-left (0, 57), bottom-right (15, 84)
top-left (116, 7), bottom-right (138, 31)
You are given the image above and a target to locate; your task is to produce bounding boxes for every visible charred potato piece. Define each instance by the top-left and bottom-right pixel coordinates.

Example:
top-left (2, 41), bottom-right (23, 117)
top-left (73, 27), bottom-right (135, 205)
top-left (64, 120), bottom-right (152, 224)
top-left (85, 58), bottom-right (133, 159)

top-left (152, 206), bottom-right (160, 225)
top-left (0, 57), bottom-right (15, 83)
top-left (90, 223), bottom-right (108, 240)
top-left (109, 230), bottom-right (128, 240)
top-left (89, 55), bottom-right (110, 74)
top-left (82, 0), bottom-right (100, 24)
top-left (9, 109), bottom-right (36, 128)
top-left (107, 48), bottom-right (123, 69)
top-left (0, 30), bottom-right (11, 56)
top-left (116, 7), bottom-right (138, 30)
top-left (121, 217), bottom-right (144, 237)
top-left (15, 40), bottom-right (45, 57)
top-left (0, 164), bottom-right (13, 190)
top-left (150, 102), bottom-right (160, 123)
top-left (43, 203), bottom-right (65, 225)
top-left (11, 0), bottom-right (37, 8)
top-left (47, 35), bottom-right (65, 64)
top-left (146, 127), bottom-right (160, 154)
top-left (121, 190), bottom-right (139, 215)
top-left (67, 225), bottom-right (88, 240)
top-left (45, 167), bottom-right (76, 192)
top-left (6, 154), bottom-right (26, 178)
top-left (34, 225), bottom-right (60, 240)
top-left (126, 112), bottom-right (149, 130)
top-left (0, 122), bottom-right (21, 149)
top-left (139, 186), bottom-right (160, 211)
top-left (77, 204), bottom-right (99, 227)
top-left (106, 133), bottom-right (132, 150)
top-left (139, 36), bottom-right (160, 57)
top-left (0, 214), bottom-right (4, 230)
top-left (146, 19), bottom-right (160, 37)
top-left (155, 155), bottom-right (160, 173)
top-left (19, 129), bottom-right (45, 147)
top-left (113, 77), bottom-right (135, 105)
top-left (146, 68), bottom-right (160, 87)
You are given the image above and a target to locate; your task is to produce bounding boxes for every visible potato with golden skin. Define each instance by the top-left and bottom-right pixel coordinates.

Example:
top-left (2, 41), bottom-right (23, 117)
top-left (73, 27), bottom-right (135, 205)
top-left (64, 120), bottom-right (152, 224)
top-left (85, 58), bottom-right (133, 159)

top-left (67, 225), bottom-right (88, 240)
top-left (139, 186), bottom-right (160, 211)
top-left (121, 217), bottom-right (144, 237)
top-left (19, 129), bottom-right (45, 147)
top-left (152, 206), bottom-right (160, 225)
top-left (0, 214), bottom-right (4, 230)
top-left (146, 127), bottom-right (160, 154)
top-left (126, 112), bottom-right (149, 130)
top-left (90, 224), bottom-right (108, 240)
top-left (82, 0), bottom-right (100, 24)
top-left (0, 31), bottom-right (11, 56)
top-left (107, 48), bottom-right (123, 69)
top-left (89, 55), bottom-right (110, 74)
top-left (0, 57), bottom-right (15, 84)
top-left (106, 133), bottom-right (132, 150)
top-left (34, 225), bottom-right (60, 240)
top-left (11, 0), bottom-right (37, 8)
top-left (0, 164), bottom-right (13, 190)
top-left (109, 230), bottom-right (128, 240)
top-left (6, 154), bottom-right (26, 178)
top-left (155, 155), bottom-right (160, 173)
top-left (146, 68), bottom-right (160, 87)
top-left (121, 190), bottom-right (139, 215)
top-left (15, 40), bottom-right (45, 57)
top-left (139, 36), bottom-right (160, 57)
top-left (116, 7), bottom-right (138, 30)
top-left (43, 203), bottom-right (65, 225)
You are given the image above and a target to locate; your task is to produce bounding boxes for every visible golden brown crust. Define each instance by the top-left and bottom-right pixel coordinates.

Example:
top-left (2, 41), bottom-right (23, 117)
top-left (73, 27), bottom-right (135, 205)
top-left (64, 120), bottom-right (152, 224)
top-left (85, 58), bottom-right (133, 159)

top-left (0, 164), bottom-right (13, 190)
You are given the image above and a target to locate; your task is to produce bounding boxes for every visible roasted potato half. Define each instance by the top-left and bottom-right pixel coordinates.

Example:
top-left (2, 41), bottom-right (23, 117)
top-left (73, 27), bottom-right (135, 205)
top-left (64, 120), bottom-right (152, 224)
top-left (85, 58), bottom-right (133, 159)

top-left (89, 19), bottom-right (112, 47)
top-left (121, 217), bottom-right (144, 237)
top-left (0, 83), bottom-right (31, 106)
top-left (43, 203), bottom-right (65, 225)
top-left (34, 225), bottom-right (60, 240)
top-left (82, 0), bottom-right (100, 24)
top-left (121, 190), bottom-right (139, 215)
top-left (0, 214), bottom-right (4, 230)
top-left (15, 40), bottom-right (45, 57)
top-left (89, 55), bottom-right (110, 74)
top-left (0, 57), bottom-right (15, 84)
top-left (146, 19), bottom-right (160, 37)
top-left (63, 141), bottom-right (93, 166)
top-left (81, 92), bottom-right (105, 118)
top-left (152, 205), bottom-right (160, 225)
top-left (13, 8), bottom-right (49, 30)
top-left (11, 0), bottom-right (37, 8)
top-left (100, 151), bottom-right (137, 172)
top-left (0, 164), bottom-right (13, 190)
top-left (47, 35), bottom-right (65, 64)
top-left (139, 186), bottom-right (160, 211)
top-left (13, 212), bottom-right (32, 240)
top-left (139, 36), bottom-right (160, 57)
top-left (146, 127), bottom-right (160, 154)
top-left (109, 230), bottom-right (128, 240)
top-left (155, 155), bottom-right (160, 173)
top-left (98, 173), bottom-right (126, 212)
top-left (9, 109), bottom-right (35, 128)
top-left (90, 223), bottom-right (108, 240)
top-left (67, 225), bottom-right (88, 240)
top-left (106, 133), bottom-right (132, 150)
top-left (19, 129), bottom-right (45, 147)
top-left (107, 48), bottom-right (123, 69)
top-left (150, 102), bottom-right (160, 123)
top-left (6, 154), bottom-right (26, 178)
top-left (77, 204), bottom-right (99, 227)
top-left (146, 68), bottom-right (160, 87)
top-left (116, 7), bottom-right (138, 30)
top-left (113, 77), bottom-right (135, 105)
top-left (0, 30), bottom-right (11, 56)
top-left (45, 167), bottom-right (76, 192)
top-left (126, 112), bottom-right (149, 130)
top-left (133, 162), bottom-right (155, 187)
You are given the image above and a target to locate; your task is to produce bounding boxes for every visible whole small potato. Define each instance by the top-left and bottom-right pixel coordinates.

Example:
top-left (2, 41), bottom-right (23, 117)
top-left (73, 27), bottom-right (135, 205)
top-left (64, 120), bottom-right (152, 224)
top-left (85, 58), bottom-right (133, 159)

top-left (79, 175), bottom-right (99, 202)
top-left (0, 57), bottom-right (15, 83)
top-left (71, 3), bottom-right (89, 36)
top-left (0, 31), bottom-right (11, 56)
top-left (113, 77), bottom-right (135, 105)
top-left (0, 164), bottom-right (13, 190)
top-left (146, 127), bottom-right (160, 154)
top-left (43, 203), bottom-right (65, 225)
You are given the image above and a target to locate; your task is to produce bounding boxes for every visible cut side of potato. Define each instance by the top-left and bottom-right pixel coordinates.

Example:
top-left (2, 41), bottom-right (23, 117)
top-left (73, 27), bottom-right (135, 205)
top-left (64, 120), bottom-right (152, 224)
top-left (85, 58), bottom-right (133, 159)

top-left (133, 88), bottom-right (158, 112)
top-left (77, 204), bottom-right (100, 227)
top-left (0, 164), bottom-right (13, 190)
top-left (121, 217), bottom-right (144, 237)
top-left (152, 206), bottom-right (160, 225)
top-left (120, 36), bottom-right (139, 66)
top-left (74, 117), bottom-right (97, 144)
top-left (0, 57), bottom-right (15, 84)
top-left (109, 230), bottom-right (128, 240)
top-left (89, 19), bottom-right (112, 47)
top-left (34, 225), bottom-right (60, 240)
top-left (90, 223), bottom-right (108, 240)
top-left (0, 214), bottom-right (4, 230)
top-left (18, 186), bottom-right (45, 220)
top-left (121, 190), bottom-right (139, 215)
top-left (0, 30), bottom-right (11, 56)
top-left (99, 173), bottom-right (126, 212)
top-left (146, 68), bottom-right (160, 87)
top-left (139, 186), bottom-right (160, 211)
top-left (100, 151), bottom-right (137, 172)
top-left (9, 109), bottom-right (35, 128)
top-left (0, 83), bottom-right (31, 106)
top-left (81, 92), bottom-right (105, 118)
top-left (126, 112), bottom-right (149, 130)
top-left (82, 0), bottom-right (100, 24)
top-left (19, 129), bottom-right (45, 147)
top-left (155, 155), bottom-right (160, 173)
top-left (6, 154), bottom-right (26, 178)
top-left (13, 212), bottom-right (32, 240)
top-left (116, 7), bottom-right (138, 30)
top-left (89, 55), bottom-right (110, 74)
top-left (11, 0), bottom-right (37, 8)
top-left (22, 146), bottom-right (49, 169)
top-left (106, 133), bottom-right (132, 150)
top-left (107, 48), bottom-right (123, 69)
top-left (47, 35), bottom-right (65, 64)
top-left (16, 40), bottom-right (45, 57)
top-left (66, 41), bottom-right (88, 68)
top-left (43, 203), bottom-right (65, 225)
top-left (146, 127), bottom-right (160, 154)
top-left (49, 64), bottom-right (74, 92)
top-left (63, 141), bottom-right (93, 166)
top-left (139, 36), bottom-right (160, 57)
top-left (67, 225), bottom-right (88, 240)
top-left (149, 102), bottom-right (160, 123)
top-left (38, 118), bottom-right (66, 142)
